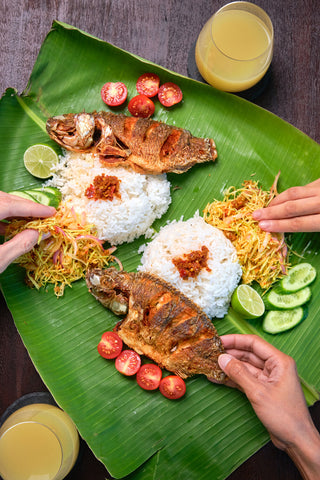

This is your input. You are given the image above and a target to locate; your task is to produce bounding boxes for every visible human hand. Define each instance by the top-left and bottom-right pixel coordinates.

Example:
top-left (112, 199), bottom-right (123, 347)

top-left (217, 334), bottom-right (320, 479)
top-left (0, 191), bottom-right (56, 273)
top-left (252, 179), bottom-right (320, 232)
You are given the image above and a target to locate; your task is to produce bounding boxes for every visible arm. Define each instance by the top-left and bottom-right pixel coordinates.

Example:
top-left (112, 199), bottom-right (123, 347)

top-left (0, 191), bottom-right (56, 273)
top-left (217, 334), bottom-right (320, 480)
top-left (252, 179), bottom-right (320, 232)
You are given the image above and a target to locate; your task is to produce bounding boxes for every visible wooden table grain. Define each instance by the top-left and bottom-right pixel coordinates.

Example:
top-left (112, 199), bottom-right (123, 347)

top-left (0, 1), bottom-right (319, 479)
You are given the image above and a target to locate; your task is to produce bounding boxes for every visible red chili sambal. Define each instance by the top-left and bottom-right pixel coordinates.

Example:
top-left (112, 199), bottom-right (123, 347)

top-left (85, 174), bottom-right (121, 201)
top-left (172, 245), bottom-right (211, 280)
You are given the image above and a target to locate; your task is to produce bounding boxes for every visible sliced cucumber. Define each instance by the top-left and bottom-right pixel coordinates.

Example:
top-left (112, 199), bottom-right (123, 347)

top-left (8, 190), bottom-right (38, 202)
top-left (264, 286), bottom-right (311, 310)
top-left (262, 307), bottom-right (308, 334)
top-left (32, 186), bottom-right (61, 196)
top-left (8, 187), bottom-right (61, 208)
top-left (31, 187), bottom-right (62, 208)
top-left (280, 263), bottom-right (317, 293)
top-left (24, 190), bottom-right (52, 206)
top-left (42, 186), bottom-right (61, 198)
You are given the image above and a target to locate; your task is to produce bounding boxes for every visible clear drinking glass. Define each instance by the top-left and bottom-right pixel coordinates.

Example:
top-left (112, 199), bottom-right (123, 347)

top-left (195, 1), bottom-right (274, 92)
top-left (0, 403), bottom-right (80, 480)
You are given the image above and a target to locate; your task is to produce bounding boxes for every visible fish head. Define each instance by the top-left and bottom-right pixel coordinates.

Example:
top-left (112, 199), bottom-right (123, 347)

top-left (86, 267), bottom-right (132, 316)
top-left (46, 112), bottom-right (96, 152)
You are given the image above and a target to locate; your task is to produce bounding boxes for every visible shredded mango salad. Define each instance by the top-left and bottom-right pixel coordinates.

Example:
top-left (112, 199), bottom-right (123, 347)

top-left (5, 204), bottom-right (116, 297)
top-left (203, 178), bottom-right (289, 290)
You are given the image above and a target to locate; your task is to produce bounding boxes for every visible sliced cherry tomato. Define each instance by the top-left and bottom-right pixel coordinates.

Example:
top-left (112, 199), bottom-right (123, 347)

top-left (158, 82), bottom-right (183, 107)
top-left (159, 375), bottom-right (186, 400)
top-left (115, 350), bottom-right (141, 376)
top-left (101, 82), bottom-right (128, 106)
top-left (136, 364), bottom-right (162, 391)
top-left (128, 94), bottom-right (155, 118)
top-left (97, 331), bottom-right (123, 359)
top-left (136, 73), bottom-right (160, 97)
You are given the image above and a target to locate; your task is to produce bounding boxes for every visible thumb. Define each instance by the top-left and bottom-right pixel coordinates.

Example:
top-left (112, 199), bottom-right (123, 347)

top-left (218, 353), bottom-right (257, 393)
top-left (0, 229), bottom-right (40, 273)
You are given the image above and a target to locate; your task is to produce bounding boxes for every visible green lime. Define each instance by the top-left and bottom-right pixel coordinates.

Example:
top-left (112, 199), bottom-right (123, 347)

top-left (23, 144), bottom-right (59, 179)
top-left (231, 284), bottom-right (265, 319)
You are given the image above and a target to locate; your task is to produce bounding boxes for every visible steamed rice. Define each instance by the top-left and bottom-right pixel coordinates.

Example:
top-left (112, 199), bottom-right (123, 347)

top-left (46, 151), bottom-right (171, 245)
top-left (138, 214), bottom-right (242, 318)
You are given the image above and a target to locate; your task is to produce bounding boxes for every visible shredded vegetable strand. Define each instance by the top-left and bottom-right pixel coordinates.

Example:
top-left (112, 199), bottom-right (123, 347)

top-left (5, 204), bottom-right (116, 297)
top-left (203, 179), bottom-right (289, 289)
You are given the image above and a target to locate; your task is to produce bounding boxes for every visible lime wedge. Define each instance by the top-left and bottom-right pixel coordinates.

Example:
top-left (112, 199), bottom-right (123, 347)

top-left (231, 284), bottom-right (265, 319)
top-left (23, 144), bottom-right (59, 179)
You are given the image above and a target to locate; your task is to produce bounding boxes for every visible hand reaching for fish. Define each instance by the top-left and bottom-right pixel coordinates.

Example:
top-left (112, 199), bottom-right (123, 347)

top-left (216, 334), bottom-right (320, 479)
top-left (253, 179), bottom-right (320, 232)
top-left (0, 191), bottom-right (55, 273)
top-left (46, 111), bottom-right (217, 174)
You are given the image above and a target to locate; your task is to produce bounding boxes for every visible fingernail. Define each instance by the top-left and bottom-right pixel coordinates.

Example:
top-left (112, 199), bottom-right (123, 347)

top-left (218, 353), bottom-right (233, 370)
top-left (40, 232), bottom-right (51, 241)
top-left (258, 220), bottom-right (272, 230)
top-left (252, 210), bottom-right (262, 220)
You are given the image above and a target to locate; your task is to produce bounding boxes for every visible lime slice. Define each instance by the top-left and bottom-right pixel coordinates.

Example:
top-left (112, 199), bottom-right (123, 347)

top-left (231, 284), bottom-right (265, 319)
top-left (23, 144), bottom-right (59, 179)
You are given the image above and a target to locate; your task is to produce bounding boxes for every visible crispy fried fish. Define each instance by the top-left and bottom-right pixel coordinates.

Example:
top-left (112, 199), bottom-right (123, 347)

top-left (86, 267), bottom-right (226, 382)
top-left (46, 111), bottom-right (217, 175)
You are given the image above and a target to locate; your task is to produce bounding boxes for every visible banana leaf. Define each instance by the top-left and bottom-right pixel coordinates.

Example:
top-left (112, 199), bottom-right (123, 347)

top-left (1, 21), bottom-right (320, 480)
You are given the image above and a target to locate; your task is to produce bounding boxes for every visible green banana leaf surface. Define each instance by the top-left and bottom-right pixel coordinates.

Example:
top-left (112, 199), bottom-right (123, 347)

top-left (1, 21), bottom-right (320, 480)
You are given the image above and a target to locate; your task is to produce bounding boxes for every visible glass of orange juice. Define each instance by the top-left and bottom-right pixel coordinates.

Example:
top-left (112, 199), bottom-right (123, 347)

top-left (195, 1), bottom-right (274, 92)
top-left (0, 401), bottom-right (80, 480)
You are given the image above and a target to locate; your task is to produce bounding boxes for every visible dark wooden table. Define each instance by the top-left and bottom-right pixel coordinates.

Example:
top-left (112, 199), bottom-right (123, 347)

top-left (0, 1), bottom-right (319, 479)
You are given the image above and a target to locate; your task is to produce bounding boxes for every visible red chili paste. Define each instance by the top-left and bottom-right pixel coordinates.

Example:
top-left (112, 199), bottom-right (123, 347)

top-left (85, 174), bottom-right (121, 201)
top-left (172, 245), bottom-right (211, 280)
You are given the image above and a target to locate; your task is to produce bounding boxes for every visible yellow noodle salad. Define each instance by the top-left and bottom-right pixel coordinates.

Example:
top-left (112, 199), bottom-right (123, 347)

top-left (5, 204), bottom-right (117, 297)
top-left (203, 177), bottom-right (289, 290)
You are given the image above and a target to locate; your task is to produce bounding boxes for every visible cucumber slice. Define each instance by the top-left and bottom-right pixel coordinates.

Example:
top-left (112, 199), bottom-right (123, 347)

top-left (32, 186), bottom-right (60, 196)
top-left (9, 187), bottom-right (61, 208)
top-left (262, 307), bottom-right (308, 334)
top-left (8, 191), bottom-right (38, 202)
top-left (264, 287), bottom-right (311, 310)
top-left (280, 263), bottom-right (316, 293)
top-left (24, 190), bottom-right (52, 206)
top-left (31, 187), bottom-right (62, 207)
top-left (42, 186), bottom-right (61, 197)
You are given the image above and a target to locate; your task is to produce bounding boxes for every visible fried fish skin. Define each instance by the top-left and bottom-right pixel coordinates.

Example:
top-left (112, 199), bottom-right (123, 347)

top-left (46, 112), bottom-right (217, 175)
top-left (86, 267), bottom-right (226, 382)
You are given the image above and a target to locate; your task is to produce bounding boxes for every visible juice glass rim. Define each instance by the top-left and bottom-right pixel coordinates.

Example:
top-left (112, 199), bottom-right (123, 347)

top-left (0, 420), bottom-right (64, 480)
top-left (210, 1), bottom-right (274, 63)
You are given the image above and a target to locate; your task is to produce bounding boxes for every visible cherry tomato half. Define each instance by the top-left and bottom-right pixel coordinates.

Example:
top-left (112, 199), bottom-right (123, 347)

top-left (97, 331), bottom-right (123, 359)
top-left (136, 73), bottom-right (160, 97)
top-left (159, 375), bottom-right (186, 400)
top-left (101, 82), bottom-right (128, 106)
top-left (128, 94), bottom-right (155, 118)
top-left (136, 364), bottom-right (162, 391)
top-left (158, 82), bottom-right (183, 107)
top-left (115, 350), bottom-right (141, 376)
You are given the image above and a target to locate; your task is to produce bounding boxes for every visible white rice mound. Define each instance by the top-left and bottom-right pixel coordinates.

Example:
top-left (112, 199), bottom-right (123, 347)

top-left (138, 214), bottom-right (242, 318)
top-left (46, 151), bottom-right (171, 245)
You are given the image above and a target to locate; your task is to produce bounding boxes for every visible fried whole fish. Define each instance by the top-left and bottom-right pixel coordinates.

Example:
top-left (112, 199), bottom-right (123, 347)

top-left (86, 267), bottom-right (226, 382)
top-left (46, 111), bottom-right (217, 175)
